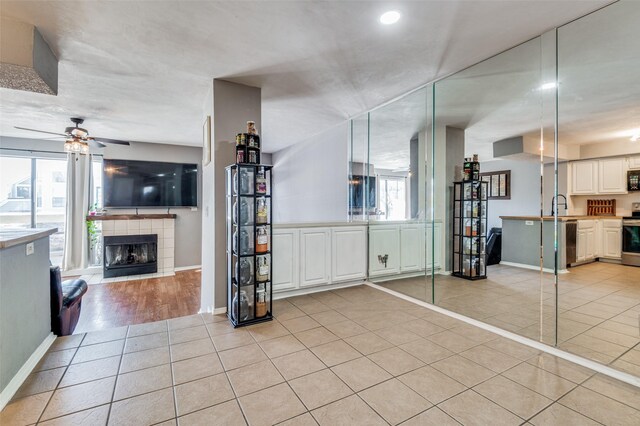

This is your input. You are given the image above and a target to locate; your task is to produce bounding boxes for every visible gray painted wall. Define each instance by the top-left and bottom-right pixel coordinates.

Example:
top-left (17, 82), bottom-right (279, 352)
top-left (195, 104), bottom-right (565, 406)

top-left (445, 127), bottom-right (465, 269)
top-left (502, 219), bottom-right (566, 270)
top-left (481, 158), bottom-right (541, 230)
top-left (200, 80), bottom-right (261, 311)
top-left (0, 136), bottom-right (203, 268)
top-left (0, 237), bottom-right (51, 392)
top-left (272, 123), bottom-right (349, 223)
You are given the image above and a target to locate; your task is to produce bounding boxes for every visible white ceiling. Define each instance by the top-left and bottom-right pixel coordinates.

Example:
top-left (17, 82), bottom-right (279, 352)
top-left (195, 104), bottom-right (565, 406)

top-left (0, 1), bottom-right (611, 153)
top-left (365, 0), bottom-right (640, 167)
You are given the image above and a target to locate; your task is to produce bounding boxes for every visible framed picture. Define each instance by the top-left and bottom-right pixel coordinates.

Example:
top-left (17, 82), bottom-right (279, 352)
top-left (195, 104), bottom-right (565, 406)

top-left (202, 116), bottom-right (211, 166)
top-left (479, 170), bottom-right (511, 199)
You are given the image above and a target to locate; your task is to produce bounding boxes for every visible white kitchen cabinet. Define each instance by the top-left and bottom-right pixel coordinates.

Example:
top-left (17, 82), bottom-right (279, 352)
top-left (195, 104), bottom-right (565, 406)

top-left (369, 225), bottom-right (400, 277)
top-left (272, 229), bottom-right (299, 292)
top-left (299, 228), bottom-right (331, 287)
top-left (598, 158), bottom-right (627, 194)
top-left (400, 223), bottom-right (424, 273)
top-left (577, 220), bottom-right (596, 261)
top-left (601, 219), bottom-right (622, 259)
top-left (331, 227), bottom-right (367, 283)
top-left (577, 229), bottom-right (587, 262)
top-left (571, 160), bottom-right (598, 195)
top-left (424, 223), bottom-right (442, 270)
top-left (629, 156), bottom-right (640, 170)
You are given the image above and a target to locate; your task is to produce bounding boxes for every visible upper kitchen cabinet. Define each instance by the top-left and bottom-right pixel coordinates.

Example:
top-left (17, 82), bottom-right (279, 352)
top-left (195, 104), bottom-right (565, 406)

top-left (569, 158), bottom-right (627, 195)
top-left (570, 160), bottom-right (598, 194)
top-left (598, 158), bottom-right (628, 194)
top-left (629, 156), bottom-right (640, 170)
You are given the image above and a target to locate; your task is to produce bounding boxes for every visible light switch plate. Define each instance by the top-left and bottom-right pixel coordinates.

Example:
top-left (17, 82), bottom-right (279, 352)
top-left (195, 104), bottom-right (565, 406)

top-left (26, 242), bottom-right (35, 256)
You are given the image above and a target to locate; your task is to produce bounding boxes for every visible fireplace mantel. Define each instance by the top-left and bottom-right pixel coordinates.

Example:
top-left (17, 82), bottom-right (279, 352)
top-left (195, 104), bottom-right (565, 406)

top-left (87, 213), bottom-right (177, 221)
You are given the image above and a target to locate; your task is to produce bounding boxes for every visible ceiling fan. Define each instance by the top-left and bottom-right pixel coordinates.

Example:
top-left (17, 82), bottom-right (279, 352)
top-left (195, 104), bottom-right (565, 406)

top-left (15, 117), bottom-right (131, 154)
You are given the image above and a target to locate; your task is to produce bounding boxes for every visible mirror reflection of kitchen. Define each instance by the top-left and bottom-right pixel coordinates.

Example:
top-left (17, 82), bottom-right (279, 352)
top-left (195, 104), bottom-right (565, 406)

top-left (351, 1), bottom-right (639, 374)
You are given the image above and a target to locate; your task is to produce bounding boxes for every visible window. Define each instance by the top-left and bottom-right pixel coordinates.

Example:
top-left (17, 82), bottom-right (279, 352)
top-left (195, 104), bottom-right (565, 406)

top-left (52, 197), bottom-right (65, 207)
top-left (36, 158), bottom-right (68, 266)
top-left (378, 176), bottom-right (407, 220)
top-left (0, 155), bottom-right (68, 265)
top-left (480, 170), bottom-right (511, 199)
top-left (0, 157), bottom-right (32, 229)
top-left (89, 157), bottom-right (104, 266)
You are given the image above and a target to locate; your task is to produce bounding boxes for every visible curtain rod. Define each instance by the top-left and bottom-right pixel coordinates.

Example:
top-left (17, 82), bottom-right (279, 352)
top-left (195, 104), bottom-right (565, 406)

top-left (0, 147), bottom-right (104, 157)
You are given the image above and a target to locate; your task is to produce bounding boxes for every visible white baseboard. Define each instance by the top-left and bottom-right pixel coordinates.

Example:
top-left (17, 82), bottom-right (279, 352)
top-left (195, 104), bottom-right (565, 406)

top-left (62, 266), bottom-right (101, 277)
top-left (273, 280), bottom-right (364, 300)
top-left (198, 306), bottom-right (227, 315)
top-left (175, 265), bottom-right (202, 272)
top-left (500, 261), bottom-right (568, 274)
top-left (366, 281), bottom-right (640, 389)
top-left (0, 333), bottom-right (56, 411)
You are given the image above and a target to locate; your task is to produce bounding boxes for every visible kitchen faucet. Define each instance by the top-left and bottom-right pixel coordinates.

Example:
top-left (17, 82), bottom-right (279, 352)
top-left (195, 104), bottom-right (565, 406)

top-left (551, 194), bottom-right (568, 216)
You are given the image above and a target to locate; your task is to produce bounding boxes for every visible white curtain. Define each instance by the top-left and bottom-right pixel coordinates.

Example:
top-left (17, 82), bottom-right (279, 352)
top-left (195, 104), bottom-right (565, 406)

top-left (61, 153), bottom-right (92, 271)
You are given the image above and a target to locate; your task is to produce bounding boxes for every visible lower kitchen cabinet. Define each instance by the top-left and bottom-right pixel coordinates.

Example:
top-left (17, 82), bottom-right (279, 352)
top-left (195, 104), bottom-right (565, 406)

top-left (369, 225), bottom-right (401, 277)
top-left (331, 227), bottom-right (367, 283)
top-left (577, 220), bottom-right (596, 262)
top-left (300, 228), bottom-right (331, 287)
top-left (602, 219), bottom-right (622, 259)
top-left (272, 229), bottom-right (299, 292)
top-left (577, 219), bottom-right (622, 262)
top-left (400, 224), bottom-right (424, 273)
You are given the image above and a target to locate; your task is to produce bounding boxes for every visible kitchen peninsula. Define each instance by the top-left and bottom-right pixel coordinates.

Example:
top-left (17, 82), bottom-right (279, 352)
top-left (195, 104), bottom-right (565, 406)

top-left (500, 216), bottom-right (624, 272)
top-left (0, 228), bottom-right (57, 406)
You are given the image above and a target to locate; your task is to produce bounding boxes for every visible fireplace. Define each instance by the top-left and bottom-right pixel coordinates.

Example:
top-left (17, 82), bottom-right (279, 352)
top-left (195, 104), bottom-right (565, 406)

top-left (103, 234), bottom-right (158, 278)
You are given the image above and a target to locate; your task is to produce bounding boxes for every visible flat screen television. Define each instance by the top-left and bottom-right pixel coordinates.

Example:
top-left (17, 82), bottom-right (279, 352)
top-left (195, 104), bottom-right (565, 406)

top-left (349, 175), bottom-right (376, 214)
top-left (103, 159), bottom-right (198, 208)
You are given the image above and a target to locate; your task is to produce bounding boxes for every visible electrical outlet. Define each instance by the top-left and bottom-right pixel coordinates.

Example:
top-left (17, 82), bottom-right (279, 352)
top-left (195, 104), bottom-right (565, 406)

top-left (525, 220), bottom-right (534, 226)
top-left (26, 242), bottom-right (34, 256)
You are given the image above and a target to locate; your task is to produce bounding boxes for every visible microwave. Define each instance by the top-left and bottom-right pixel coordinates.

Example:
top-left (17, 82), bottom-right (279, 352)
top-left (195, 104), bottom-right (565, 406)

top-left (628, 170), bottom-right (640, 191)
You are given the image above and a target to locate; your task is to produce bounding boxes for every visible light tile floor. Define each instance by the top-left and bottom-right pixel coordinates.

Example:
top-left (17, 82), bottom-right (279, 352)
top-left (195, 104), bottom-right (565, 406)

top-left (380, 262), bottom-right (640, 369)
top-left (2, 285), bottom-right (639, 425)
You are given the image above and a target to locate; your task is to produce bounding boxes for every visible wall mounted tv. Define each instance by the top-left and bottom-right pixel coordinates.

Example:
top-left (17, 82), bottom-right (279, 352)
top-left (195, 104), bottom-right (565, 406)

top-left (103, 159), bottom-right (198, 208)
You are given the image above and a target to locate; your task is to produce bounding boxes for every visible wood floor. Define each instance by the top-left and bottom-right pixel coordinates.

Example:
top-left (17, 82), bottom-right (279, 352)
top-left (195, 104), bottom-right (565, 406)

top-left (74, 269), bottom-right (201, 334)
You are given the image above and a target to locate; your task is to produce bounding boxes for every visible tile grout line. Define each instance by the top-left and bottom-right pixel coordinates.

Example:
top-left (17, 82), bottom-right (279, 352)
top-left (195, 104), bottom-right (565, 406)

top-left (33, 339), bottom-right (83, 424)
top-left (366, 281), bottom-right (640, 389)
top-left (105, 324), bottom-right (130, 425)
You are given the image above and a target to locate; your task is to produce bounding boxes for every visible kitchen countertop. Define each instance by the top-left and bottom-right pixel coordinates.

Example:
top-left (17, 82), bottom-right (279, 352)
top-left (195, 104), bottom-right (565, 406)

top-left (500, 215), bottom-right (625, 222)
top-left (0, 227), bottom-right (58, 249)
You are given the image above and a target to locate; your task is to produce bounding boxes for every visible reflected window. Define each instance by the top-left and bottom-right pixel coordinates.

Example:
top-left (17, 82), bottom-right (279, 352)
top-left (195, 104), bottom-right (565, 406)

top-left (378, 176), bottom-right (406, 220)
top-left (480, 170), bottom-right (510, 199)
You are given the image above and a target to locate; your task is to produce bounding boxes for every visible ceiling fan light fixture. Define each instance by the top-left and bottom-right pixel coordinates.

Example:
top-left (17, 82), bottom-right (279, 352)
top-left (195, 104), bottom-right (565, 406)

top-left (64, 138), bottom-right (89, 154)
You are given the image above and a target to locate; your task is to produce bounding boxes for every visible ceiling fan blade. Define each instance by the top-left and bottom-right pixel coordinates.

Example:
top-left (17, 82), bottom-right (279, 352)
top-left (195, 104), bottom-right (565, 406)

top-left (91, 137), bottom-right (130, 146)
top-left (14, 126), bottom-right (68, 137)
top-left (89, 139), bottom-right (107, 148)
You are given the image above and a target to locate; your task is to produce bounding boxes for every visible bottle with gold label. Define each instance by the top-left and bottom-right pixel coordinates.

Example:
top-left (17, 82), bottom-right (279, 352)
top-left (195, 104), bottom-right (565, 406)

top-left (256, 197), bottom-right (268, 224)
top-left (256, 226), bottom-right (268, 253)
top-left (256, 255), bottom-right (269, 281)
top-left (256, 167), bottom-right (267, 194)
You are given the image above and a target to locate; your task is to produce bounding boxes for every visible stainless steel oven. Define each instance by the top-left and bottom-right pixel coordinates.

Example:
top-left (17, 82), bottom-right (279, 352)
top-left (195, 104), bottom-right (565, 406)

top-left (622, 202), bottom-right (640, 267)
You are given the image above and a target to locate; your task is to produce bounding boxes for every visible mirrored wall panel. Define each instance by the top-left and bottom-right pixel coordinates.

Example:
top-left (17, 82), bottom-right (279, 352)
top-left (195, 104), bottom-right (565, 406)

top-left (346, 0), bottom-right (640, 376)
top-left (556, 0), bottom-right (640, 371)
top-left (431, 33), bottom-right (557, 346)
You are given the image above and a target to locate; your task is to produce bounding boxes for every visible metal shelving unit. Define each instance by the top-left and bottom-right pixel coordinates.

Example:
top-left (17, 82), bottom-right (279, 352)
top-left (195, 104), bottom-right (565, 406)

top-left (226, 163), bottom-right (273, 327)
top-left (452, 180), bottom-right (488, 280)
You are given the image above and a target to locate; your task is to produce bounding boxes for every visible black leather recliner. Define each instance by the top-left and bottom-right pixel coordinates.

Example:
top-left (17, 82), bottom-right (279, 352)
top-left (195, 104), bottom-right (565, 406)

top-left (49, 266), bottom-right (88, 336)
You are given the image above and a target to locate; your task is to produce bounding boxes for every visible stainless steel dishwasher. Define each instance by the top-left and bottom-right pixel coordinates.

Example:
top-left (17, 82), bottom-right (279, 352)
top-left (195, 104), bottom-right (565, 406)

top-left (565, 221), bottom-right (577, 266)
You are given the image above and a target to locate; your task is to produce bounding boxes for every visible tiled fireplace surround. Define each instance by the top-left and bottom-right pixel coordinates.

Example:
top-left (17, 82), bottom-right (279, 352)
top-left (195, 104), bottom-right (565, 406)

top-left (100, 218), bottom-right (175, 276)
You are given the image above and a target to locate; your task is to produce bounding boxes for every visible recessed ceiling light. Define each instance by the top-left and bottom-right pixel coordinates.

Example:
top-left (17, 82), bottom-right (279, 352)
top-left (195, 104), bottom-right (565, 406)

top-left (539, 82), bottom-right (557, 90)
top-left (380, 10), bottom-right (400, 25)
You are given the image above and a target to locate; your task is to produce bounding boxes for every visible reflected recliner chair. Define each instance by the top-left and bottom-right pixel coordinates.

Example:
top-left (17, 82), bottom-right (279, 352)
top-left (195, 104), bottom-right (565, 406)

top-left (49, 266), bottom-right (88, 336)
